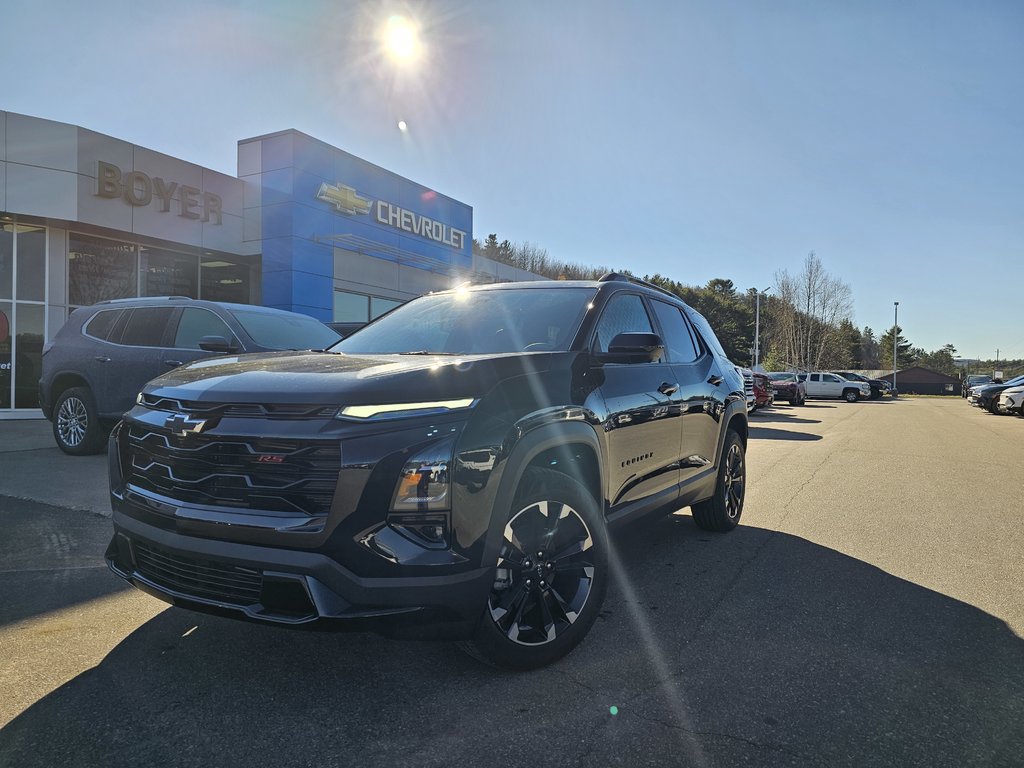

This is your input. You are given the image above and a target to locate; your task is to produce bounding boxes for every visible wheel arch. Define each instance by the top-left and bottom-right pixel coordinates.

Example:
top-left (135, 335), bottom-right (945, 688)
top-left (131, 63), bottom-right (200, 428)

top-left (480, 420), bottom-right (605, 569)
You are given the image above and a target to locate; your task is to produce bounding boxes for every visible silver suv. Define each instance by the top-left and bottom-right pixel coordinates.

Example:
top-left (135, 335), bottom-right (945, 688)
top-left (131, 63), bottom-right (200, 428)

top-left (39, 297), bottom-right (339, 454)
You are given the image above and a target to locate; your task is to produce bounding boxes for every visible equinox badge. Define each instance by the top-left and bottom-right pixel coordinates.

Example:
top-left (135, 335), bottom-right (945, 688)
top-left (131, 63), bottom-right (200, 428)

top-left (164, 413), bottom-right (209, 437)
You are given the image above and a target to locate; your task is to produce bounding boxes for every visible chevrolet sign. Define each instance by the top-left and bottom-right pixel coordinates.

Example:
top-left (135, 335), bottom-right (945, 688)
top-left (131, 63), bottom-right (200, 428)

top-left (315, 181), bottom-right (467, 250)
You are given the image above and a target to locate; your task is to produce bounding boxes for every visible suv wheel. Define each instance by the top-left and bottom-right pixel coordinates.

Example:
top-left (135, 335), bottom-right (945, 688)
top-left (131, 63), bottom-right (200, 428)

top-left (692, 430), bottom-right (746, 532)
top-left (843, 389), bottom-right (859, 403)
top-left (53, 387), bottom-right (106, 455)
top-left (461, 467), bottom-right (608, 670)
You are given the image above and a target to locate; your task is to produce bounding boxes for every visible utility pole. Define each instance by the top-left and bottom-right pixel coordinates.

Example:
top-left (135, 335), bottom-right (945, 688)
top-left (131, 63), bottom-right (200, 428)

top-left (893, 302), bottom-right (899, 395)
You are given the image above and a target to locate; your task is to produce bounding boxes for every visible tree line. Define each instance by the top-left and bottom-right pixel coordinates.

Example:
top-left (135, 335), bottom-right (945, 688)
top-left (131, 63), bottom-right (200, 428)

top-left (474, 234), bottom-right (974, 376)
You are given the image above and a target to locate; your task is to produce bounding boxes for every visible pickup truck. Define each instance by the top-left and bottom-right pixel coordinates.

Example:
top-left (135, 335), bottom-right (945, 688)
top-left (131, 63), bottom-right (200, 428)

top-left (797, 372), bottom-right (871, 402)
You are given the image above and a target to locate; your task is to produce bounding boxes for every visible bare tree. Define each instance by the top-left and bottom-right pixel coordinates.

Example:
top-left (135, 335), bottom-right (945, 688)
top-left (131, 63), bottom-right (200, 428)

top-left (771, 252), bottom-right (853, 371)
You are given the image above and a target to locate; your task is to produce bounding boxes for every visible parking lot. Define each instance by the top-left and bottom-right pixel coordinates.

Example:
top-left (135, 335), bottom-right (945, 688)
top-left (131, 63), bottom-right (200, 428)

top-left (1, 398), bottom-right (1022, 767)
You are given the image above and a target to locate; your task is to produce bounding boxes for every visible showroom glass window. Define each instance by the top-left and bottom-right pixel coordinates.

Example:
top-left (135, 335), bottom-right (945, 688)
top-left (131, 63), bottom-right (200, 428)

top-left (201, 256), bottom-right (253, 303)
top-left (142, 246), bottom-right (198, 298)
top-left (1, 224), bottom-right (48, 410)
top-left (69, 233), bottom-right (138, 307)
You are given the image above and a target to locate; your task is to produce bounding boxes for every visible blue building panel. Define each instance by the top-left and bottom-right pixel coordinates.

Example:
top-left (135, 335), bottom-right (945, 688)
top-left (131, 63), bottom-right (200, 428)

top-left (249, 129), bottom-right (473, 318)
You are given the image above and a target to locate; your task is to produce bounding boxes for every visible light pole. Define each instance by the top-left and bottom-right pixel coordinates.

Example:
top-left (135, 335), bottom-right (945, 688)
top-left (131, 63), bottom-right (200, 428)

top-left (893, 301), bottom-right (899, 395)
top-left (754, 286), bottom-right (771, 369)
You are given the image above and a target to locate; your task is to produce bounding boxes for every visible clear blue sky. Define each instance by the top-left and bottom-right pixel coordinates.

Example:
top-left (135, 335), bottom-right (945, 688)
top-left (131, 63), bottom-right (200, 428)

top-left (4, 1), bottom-right (1022, 359)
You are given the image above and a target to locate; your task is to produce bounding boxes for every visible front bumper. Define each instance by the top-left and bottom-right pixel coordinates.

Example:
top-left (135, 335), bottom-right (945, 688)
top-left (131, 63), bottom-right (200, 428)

top-left (106, 507), bottom-right (492, 636)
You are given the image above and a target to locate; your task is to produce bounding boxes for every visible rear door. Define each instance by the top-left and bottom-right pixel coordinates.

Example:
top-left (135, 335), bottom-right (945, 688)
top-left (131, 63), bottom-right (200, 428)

top-left (648, 299), bottom-right (719, 484)
top-left (97, 307), bottom-right (175, 417)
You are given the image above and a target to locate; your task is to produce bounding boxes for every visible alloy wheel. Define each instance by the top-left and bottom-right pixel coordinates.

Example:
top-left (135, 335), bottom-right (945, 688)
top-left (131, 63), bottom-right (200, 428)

top-left (57, 396), bottom-right (89, 448)
top-left (722, 443), bottom-right (745, 519)
top-left (488, 500), bottom-right (596, 646)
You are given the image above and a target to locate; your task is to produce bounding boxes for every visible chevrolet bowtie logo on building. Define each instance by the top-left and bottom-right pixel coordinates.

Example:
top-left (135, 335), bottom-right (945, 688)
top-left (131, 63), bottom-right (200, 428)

top-left (164, 413), bottom-right (209, 437)
top-left (316, 181), bottom-right (373, 216)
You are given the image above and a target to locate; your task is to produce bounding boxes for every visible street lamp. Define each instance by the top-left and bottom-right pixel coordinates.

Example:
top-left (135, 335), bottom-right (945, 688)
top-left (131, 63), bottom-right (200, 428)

top-left (754, 286), bottom-right (771, 369)
top-left (893, 301), bottom-right (899, 396)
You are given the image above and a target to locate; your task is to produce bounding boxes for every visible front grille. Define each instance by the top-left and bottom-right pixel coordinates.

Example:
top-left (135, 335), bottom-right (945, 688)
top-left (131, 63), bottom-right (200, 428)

top-left (743, 373), bottom-right (755, 398)
top-left (139, 394), bottom-right (338, 420)
top-left (126, 425), bottom-right (340, 515)
top-left (132, 540), bottom-right (263, 606)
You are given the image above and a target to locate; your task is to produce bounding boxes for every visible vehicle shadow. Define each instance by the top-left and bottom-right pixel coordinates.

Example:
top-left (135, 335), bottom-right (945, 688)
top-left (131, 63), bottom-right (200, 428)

top-left (748, 426), bottom-right (822, 441)
top-left (0, 496), bottom-right (131, 630)
top-left (2, 519), bottom-right (1020, 767)
top-left (748, 410), bottom-right (821, 425)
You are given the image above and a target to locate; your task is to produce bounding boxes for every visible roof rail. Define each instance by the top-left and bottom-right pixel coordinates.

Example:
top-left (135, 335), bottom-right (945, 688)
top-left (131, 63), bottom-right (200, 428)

top-left (96, 296), bottom-right (194, 305)
top-left (598, 272), bottom-right (677, 299)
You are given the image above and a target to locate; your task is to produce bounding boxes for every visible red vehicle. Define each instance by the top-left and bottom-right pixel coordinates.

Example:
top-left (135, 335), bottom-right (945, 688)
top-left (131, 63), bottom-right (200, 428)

top-left (751, 372), bottom-right (774, 412)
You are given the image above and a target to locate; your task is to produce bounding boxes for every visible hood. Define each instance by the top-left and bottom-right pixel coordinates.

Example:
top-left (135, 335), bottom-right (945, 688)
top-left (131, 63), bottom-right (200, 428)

top-left (143, 350), bottom-right (569, 406)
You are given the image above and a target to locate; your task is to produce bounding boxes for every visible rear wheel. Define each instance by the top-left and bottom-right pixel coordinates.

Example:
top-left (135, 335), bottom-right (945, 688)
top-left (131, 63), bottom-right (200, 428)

top-left (52, 387), bottom-right (106, 455)
top-left (691, 430), bottom-right (746, 532)
top-left (461, 467), bottom-right (608, 670)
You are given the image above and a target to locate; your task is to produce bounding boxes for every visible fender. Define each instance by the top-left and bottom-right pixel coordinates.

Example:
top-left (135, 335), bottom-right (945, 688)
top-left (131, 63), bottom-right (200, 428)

top-left (478, 417), bottom-right (604, 571)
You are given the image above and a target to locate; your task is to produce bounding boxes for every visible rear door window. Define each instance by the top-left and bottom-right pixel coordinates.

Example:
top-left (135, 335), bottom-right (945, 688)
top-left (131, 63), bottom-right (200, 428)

top-left (172, 308), bottom-right (237, 350)
top-left (118, 307), bottom-right (174, 347)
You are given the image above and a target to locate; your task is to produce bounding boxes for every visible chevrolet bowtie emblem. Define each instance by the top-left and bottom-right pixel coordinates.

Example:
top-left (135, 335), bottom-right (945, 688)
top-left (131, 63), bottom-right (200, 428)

top-left (164, 413), bottom-right (209, 437)
top-left (316, 181), bottom-right (372, 215)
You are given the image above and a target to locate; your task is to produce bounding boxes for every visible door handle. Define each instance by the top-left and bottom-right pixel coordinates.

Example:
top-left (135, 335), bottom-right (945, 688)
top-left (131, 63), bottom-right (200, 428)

top-left (164, 360), bottom-right (184, 367)
top-left (94, 356), bottom-right (111, 363)
top-left (657, 382), bottom-right (679, 396)
top-left (707, 375), bottom-right (723, 386)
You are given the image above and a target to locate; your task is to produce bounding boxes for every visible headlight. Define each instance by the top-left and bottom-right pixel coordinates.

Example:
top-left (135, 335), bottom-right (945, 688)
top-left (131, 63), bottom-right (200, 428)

top-left (391, 438), bottom-right (455, 512)
top-left (338, 399), bottom-right (476, 421)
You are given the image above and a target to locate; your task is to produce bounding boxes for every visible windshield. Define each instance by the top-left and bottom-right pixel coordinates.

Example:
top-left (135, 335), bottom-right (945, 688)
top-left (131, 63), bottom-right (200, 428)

top-left (332, 287), bottom-right (596, 355)
top-left (769, 373), bottom-right (797, 382)
top-left (230, 309), bottom-right (341, 350)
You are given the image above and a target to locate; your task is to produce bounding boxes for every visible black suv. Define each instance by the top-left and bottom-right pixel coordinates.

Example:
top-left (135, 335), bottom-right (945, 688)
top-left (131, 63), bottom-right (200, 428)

top-left (106, 276), bottom-right (748, 669)
top-left (39, 297), bottom-right (340, 455)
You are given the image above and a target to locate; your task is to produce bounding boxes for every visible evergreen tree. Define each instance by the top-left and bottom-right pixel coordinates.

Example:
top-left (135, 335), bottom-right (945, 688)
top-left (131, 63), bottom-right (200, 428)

top-left (879, 325), bottom-right (914, 369)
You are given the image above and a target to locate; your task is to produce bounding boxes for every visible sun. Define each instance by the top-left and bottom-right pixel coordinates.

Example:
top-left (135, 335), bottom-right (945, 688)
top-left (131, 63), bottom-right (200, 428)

top-left (383, 15), bottom-right (421, 62)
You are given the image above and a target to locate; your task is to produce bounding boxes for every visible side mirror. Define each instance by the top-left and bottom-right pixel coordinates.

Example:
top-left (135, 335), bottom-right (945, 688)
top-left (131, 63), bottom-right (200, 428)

top-left (600, 332), bottom-right (665, 364)
top-left (198, 335), bottom-right (238, 354)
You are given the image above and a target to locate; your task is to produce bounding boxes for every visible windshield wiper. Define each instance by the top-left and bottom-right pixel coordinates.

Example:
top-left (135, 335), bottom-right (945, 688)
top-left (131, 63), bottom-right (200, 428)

top-left (398, 350), bottom-right (455, 355)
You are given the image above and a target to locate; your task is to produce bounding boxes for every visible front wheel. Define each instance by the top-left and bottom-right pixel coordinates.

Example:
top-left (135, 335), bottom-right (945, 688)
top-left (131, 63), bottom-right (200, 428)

top-left (691, 430), bottom-right (746, 532)
top-left (843, 389), bottom-right (859, 403)
top-left (461, 467), bottom-right (608, 670)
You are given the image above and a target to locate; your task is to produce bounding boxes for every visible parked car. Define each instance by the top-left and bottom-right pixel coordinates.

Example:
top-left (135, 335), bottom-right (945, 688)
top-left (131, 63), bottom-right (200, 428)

top-left (751, 371), bottom-right (774, 412)
top-left (40, 297), bottom-right (341, 455)
top-left (767, 372), bottom-right (807, 405)
top-left (738, 367), bottom-right (756, 412)
top-left (971, 375), bottom-right (1024, 414)
top-left (997, 385), bottom-right (1024, 416)
top-left (962, 374), bottom-right (992, 398)
top-left (797, 372), bottom-right (871, 402)
top-left (106, 275), bottom-right (749, 669)
top-left (831, 371), bottom-right (890, 400)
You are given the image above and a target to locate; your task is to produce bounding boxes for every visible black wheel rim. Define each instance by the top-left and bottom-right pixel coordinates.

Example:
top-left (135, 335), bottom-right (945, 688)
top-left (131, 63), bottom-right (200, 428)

top-left (488, 500), bottom-right (596, 646)
top-left (722, 444), bottom-right (745, 519)
top-left (57, 396), bottom-right (89, 447)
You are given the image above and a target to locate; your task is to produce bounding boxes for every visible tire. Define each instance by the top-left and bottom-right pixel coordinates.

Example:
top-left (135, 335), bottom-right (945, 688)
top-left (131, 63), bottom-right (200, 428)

top-left (460, 467), bottom-right (608, 670)
top-left (987, 400), bottom-right (1001, 415)
top-left (843, 389), bottom-right (859, 403)
top-left (52, 386), bottom-right (106, 455)
top-left (691, 430), bottom-right (746, 532)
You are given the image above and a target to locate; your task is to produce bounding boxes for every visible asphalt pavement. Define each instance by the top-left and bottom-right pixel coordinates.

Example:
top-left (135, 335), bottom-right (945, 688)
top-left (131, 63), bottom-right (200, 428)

top-left (0, 399), bottom-right (1022, 767)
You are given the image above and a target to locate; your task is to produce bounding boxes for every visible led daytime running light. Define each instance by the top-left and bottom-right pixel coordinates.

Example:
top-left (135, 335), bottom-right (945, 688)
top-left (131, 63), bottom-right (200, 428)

top-left (340, 399), bottom-right (475, 420)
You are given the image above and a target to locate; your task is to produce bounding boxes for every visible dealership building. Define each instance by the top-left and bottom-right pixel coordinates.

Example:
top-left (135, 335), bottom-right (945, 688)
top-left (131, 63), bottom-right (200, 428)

top-left (0, 110), bottom-right (537, 417)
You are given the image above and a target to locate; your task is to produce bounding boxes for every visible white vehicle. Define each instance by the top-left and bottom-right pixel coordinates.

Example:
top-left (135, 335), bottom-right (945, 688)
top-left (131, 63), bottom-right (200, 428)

top-left (797, 372), bottom-right (871, 402)
top-left (997, 386), bottom-right (1024, 416)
